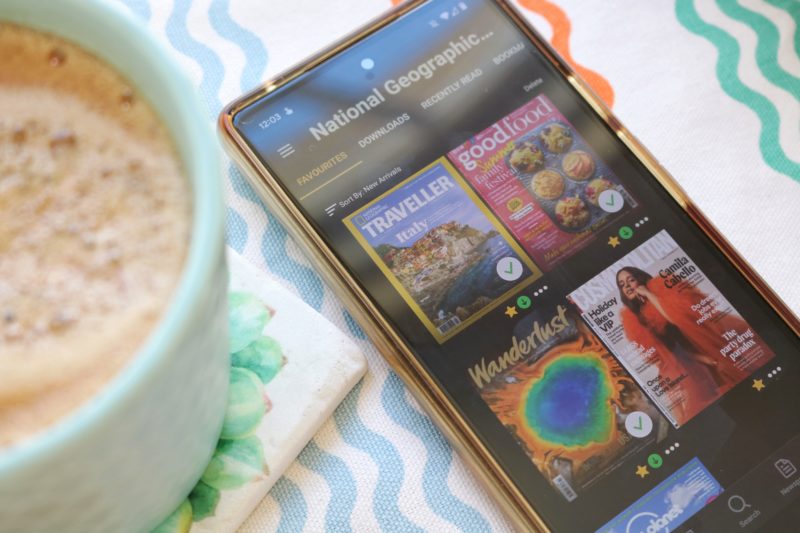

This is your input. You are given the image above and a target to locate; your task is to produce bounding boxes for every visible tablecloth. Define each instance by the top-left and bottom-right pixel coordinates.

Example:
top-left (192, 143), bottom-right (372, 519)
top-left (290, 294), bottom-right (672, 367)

top-left (114, 0), bottom-right (800, 531)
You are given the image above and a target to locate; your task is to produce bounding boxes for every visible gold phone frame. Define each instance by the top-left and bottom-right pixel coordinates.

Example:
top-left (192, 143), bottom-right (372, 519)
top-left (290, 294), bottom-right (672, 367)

top-left (219, 1), bottom-right (800, 530)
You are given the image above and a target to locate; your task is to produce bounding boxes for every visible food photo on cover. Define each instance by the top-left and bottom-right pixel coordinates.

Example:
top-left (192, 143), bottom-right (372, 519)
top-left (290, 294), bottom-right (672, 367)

top-left (1, 0), bottom-right (799, 532)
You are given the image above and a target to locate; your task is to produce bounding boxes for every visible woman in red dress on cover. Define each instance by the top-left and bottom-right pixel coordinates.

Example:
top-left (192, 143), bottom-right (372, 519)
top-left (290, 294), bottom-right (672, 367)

top-left (616, 267), bottom-right (748, 423)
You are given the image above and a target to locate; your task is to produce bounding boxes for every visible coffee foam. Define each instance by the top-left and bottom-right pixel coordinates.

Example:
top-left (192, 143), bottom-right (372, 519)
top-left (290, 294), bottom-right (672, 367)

top-left (0, 24), bottom-right (191, 446)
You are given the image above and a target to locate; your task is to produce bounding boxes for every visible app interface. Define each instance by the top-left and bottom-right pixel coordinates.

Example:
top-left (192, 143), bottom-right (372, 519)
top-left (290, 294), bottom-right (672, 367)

top-left (233, 0), bottom-right (800, 530)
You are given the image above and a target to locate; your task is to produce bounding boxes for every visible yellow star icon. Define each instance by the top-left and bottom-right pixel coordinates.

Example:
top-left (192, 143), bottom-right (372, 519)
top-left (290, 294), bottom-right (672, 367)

top-left (636, 465), bottom-right (649, 478)
top-left (752, 379), bottom-right (765, 392)
top-left (608, 236), bottom-right (621, 248)
top-left (504, 306), bottom-right (518, 318)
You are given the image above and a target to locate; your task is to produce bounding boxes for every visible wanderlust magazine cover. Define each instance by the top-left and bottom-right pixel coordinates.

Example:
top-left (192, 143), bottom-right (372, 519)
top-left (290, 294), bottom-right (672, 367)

top-left (448, 94), bottom-right (636, 271)
top-left (344, 158), bottom-right (542, 342)
top-left (472, 301), bottom-right (667, 501)
top-left (568, 230), bottom-right (774, 427)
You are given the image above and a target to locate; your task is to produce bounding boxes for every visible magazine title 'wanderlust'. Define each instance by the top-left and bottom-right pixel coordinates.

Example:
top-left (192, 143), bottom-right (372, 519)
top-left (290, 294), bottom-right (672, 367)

top-left (469, 305), bottom-right (570, 389)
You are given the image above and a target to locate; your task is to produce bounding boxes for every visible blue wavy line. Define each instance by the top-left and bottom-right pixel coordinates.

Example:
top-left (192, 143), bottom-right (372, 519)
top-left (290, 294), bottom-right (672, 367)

top-left (343, 311), bottom-right (367, 340)
top-left (164, 0), bottom-right (224, 114)
top-left (382, 373), bottom-right (492, 533)
top-left (271, 477), bottom-right (309, 533)
top-left (208, 0), bottom-right (268, 92)
top-left (199, 0), bottom-right (329, 304)
top-left (225, 206), bottom-right (248, 253)
top-left (717, 0), bottom-right (800, 97)
top-left (676, 0), bottom-right (800, 182)
top-left (229, 164), bottom-right (264, 206)
top-left (118, 0), bottom-right (151, 21)
top-left (334, 381), bottom-right (425, 533)
top-left (260, 213), bottom-right (326, 310)
top-left (297, 441), bottom-right (357, 533)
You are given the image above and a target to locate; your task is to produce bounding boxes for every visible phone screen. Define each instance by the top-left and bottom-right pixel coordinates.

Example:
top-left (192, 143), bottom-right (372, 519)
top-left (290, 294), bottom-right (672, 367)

top-left (230, 0), bottom-right (800, 530)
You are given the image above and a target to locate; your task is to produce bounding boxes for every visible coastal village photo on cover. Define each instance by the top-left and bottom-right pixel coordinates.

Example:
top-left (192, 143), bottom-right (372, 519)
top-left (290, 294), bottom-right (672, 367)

top-left (345, 158), bottom-right (541, 341)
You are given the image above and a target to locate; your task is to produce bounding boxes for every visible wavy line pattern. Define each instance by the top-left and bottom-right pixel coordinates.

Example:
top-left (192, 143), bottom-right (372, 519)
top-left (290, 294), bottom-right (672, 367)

top-left (517, 0), bottom-right (615, 107)
top-left (344, 311), bottom-right (367, 340)
top-left (260, 217), bottom-right (326, 310)
top-left (297, 441), bottom-right (358, 532)
top-left (190, 0), bottom-right (328, 310)
top-left (677, 0), bottom-right (800, 182)
top-left (718, 0), bottom-right (800, 97)
top-left (225, 206), bottom-right (248, 253)
top-left (334, 382), bottom-right (426, 533)
top-left (118, 0), bottom-right (151, 21)
top-left (208, 0), bottom-right (268, 92)
top-left (165, 0), bottom-right (224, 113)
top-left (765, 0), bottom-right (800, 59)
top-left (270, 477), bottom-right (309, 533)
top-left (382, 373), bottom-right (492, 533)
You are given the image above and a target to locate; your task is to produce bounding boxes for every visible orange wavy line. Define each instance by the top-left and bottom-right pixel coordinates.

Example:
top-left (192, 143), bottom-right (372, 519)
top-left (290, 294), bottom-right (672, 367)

top-left (517, 0), bottom-right (615, 107)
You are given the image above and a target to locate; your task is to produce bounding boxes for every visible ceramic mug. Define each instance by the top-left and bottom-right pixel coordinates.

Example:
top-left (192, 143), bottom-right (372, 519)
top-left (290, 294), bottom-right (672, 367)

top-left (0, 1), bottom-right (229, 531)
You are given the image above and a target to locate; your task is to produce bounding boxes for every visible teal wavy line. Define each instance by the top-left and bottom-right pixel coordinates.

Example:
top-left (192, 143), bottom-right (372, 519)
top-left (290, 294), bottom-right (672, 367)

top-left (676, 0), bottom-right (800, 183)
top-left (764, 0), bottom-right (800, 60)
top-left (718, 0), bottom-right (800, 98)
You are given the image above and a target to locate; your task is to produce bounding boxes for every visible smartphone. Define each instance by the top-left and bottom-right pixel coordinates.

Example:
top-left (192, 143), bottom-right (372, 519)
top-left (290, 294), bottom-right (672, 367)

top-left (219, 0), bottom-right (800, 530)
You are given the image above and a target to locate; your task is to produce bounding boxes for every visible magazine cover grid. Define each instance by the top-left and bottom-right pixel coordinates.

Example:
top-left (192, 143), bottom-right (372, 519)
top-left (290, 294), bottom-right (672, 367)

top-left (344, 157), bottom-right (542, 342)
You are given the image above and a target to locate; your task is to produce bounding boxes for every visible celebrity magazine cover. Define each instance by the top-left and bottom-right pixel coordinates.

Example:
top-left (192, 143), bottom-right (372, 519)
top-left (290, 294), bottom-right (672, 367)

top-left (344, 158), bottom-right (541, 342)
top-left (448, 94), bottom-right (636, 271)
top-left (472, 301), bottom-right (667, 502)
top-left (569, 230), bottom-right (774, 427)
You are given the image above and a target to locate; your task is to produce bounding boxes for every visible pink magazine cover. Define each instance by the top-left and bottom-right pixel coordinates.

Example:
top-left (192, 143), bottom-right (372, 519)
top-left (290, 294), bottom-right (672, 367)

top-left (448, 94), bottom-right (636, 271)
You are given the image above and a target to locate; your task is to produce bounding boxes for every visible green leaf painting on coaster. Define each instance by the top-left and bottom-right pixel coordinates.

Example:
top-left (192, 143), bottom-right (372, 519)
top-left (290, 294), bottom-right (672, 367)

top-left (188, 481), bottom-right (220, 522)
top-left (232, 336), bottom-right (285, 385)
top-left (155, 291), bottom-right (285, 531)
top-left (221, 367), bottom-right (266, 440)
top-left (151, 499), bottom-right (192, 533)
top-left (228, 292), bottom-right (270, 352)
top-left (201, 435), bottom-right (268, 491)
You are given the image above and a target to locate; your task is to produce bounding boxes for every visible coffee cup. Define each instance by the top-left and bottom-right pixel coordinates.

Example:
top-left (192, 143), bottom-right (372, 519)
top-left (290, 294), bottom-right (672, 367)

top-left (0, 1), bottom-right (229, 531)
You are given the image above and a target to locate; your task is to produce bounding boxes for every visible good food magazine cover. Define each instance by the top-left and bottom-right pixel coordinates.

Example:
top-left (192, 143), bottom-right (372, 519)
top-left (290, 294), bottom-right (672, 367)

top-left (344, 158), bottom-right (541, 342)
top-left (448, 94), bottom-right (636, 271)
top-left (568, 230), bottom-right (774, 427)
top-left (472, 301), bottom-right (667, 502)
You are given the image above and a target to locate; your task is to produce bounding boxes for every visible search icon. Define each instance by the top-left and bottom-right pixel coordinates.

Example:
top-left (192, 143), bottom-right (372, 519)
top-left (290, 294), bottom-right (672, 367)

top-left (727, 495), bottom-right (751, 513)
